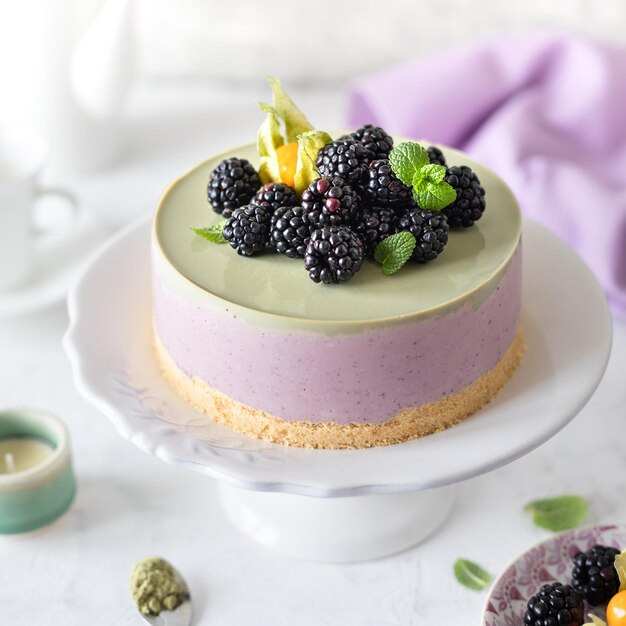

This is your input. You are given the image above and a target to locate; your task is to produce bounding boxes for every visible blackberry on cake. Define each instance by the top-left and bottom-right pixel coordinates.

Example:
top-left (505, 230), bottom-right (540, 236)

top-left (523, 583), bottom-right (584, 626)
top-left (251, 182), bottom-right (299, 215)
top-left (340, 124), bottom-right (394, 161)
top-left (355, 206), bottom-right (398, 257)
top-left (301, 176), bottom-right (361, 228)
top-left (571, 545), bottom-right (620, 606)
top-left (315, 139), bottom-right (369, 186)
top-left (443, 165), bottom-right (486, 228)
top-left (427, 145), bottom-right (446, 166)
top-left (397, 208), bottom-right (449, 263)
top-left (207, 157), bottom-right (261, 218)
top-left (304, 226), bottom-right (364, 284)
top-left (269, 206), bottom-right (311, 258)
top-left (365, 159), bottom-right (413, 210)
top-left (222, 204), bottom-right (271, 256)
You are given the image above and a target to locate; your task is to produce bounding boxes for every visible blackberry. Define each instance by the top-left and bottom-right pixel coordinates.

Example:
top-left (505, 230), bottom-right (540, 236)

top-left (222, 205), bottom-right (271, 256)
top-left (251, 182), bottom-right (299, 215)
top-left (364, 159), bottom-right (413, 210)
top-left (301, 176), bottom-right (361, 228)
top-left (207, 157), bottom-right (261, 218)
top-left (443, 165), bottom-right (486, 228)
top-left (304, 226), bottom-right (364, 284)
top-left (340, 124), bottom-right (394, 161)
top-left (397, 208), bottom-right (449, 263)
top-left (355, 206), bottom-right (398, 257)
top-left (427, 145), bottom-right (446, 166)
top-left (269, 206), bottom-right (310, 258)
top-left (523, 583), bottom-right (584, 626)
top-left (572, 545), bottom-right (620, 606)
top-left (315, 140), bottom-right (369, 185)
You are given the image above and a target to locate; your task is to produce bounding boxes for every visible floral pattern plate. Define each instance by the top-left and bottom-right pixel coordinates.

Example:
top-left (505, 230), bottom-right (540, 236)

top-left (63, 216), bottom-right (611, 497)
top-left (483, 525), bottom-right (626, 626)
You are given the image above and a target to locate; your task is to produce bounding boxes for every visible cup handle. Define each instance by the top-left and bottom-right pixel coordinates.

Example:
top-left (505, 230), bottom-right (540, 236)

top-left (33, 185), bottom-right (82, 238)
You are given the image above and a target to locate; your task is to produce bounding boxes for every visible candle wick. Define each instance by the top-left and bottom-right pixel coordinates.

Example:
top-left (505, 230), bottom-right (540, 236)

top-left (5, 453), bottom-right (16, 473)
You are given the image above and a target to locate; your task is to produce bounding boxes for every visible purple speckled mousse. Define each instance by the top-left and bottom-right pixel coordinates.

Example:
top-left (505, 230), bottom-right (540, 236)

top-left (153, 248), bottom-right (522, 425)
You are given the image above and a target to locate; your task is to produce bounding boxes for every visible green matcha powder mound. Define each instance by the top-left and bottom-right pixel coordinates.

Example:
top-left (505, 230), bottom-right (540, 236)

top-left (130, 557), bottom-right (184, 616)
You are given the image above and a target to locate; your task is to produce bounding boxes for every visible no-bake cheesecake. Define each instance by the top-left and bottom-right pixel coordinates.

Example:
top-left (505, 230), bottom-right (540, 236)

top-left (153, 153), bottom-right (523, 449)
top-left (152, 78), bottom-right (523, 449)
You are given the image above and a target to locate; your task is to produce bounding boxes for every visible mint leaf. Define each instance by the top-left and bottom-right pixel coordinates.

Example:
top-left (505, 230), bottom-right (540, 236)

top-left (374, 232), bottom-right (416, 275)
top-left (585, 615), bottom-right (607, 626)
top-left (413, 179), bottom-right (457, 212)
top-left (192, 222), bottom-right (227, 244)
top-left (453, 559), bottom-right (493, 591)
top-left (418, 163), bottom-right (447, 184)
top-left (389, 142), bottom-right (429, 186)
top-left (390, 142), bottom-right (456, 211)
top-left (524, 495), bottom-right (589, 532)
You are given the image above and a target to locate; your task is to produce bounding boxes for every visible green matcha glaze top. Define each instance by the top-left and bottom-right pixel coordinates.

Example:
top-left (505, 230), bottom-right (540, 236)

top-left (154, 140), bottom-right (521, 327)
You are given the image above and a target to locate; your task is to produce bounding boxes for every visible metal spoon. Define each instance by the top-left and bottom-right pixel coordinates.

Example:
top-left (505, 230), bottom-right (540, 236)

top-left (139, 565), bottom-right (192, 626)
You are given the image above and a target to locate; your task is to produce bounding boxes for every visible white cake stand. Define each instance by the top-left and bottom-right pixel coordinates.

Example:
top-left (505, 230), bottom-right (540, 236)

top-left (64, 216), bottom-right (612, 562)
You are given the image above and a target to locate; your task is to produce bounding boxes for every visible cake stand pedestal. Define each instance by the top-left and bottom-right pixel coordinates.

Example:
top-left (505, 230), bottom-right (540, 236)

top-left (219, 483), bottom-right (457, 562)
top-left (64, 217), bottom-right (612, 563)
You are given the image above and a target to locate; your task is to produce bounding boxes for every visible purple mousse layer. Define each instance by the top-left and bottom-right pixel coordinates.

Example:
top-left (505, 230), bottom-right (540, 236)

top-left (153, 247), bottom-right (522, 425)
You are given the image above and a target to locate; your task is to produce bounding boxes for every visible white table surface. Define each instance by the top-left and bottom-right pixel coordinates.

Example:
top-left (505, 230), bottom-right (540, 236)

top-left (1, 83), bottom-right (625, 626)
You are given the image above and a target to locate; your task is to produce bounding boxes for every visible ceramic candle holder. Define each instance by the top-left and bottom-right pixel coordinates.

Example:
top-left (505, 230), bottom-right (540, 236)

top-left (0, 408), bottom-right (76, 534)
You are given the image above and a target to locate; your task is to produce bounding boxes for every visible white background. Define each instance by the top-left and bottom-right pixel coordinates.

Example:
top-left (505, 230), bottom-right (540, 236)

top-left (2, 0), bottom-right (626, 99)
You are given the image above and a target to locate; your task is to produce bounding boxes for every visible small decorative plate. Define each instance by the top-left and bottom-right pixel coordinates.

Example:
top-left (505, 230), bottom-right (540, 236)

top-left (63, 216), bottom-right (611, 497)
top-left (483, 525), bottom-right (626, 625)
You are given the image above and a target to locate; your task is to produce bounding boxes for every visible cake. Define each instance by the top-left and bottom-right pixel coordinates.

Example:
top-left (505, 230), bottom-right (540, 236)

top-left (153, 154), bottom-right (524, 451)
top-left (152, 79), bottom-right (523, 449)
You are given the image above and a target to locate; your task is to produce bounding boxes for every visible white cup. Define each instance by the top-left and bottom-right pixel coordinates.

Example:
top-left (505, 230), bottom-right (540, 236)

top-left (0, 125), bottom-right (79, 291)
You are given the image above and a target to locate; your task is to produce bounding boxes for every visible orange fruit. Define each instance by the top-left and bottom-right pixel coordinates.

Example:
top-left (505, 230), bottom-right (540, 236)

top-left (276, 142), bottom-right (299, 187)
top-left (608, 590), bottom-right (626, 626)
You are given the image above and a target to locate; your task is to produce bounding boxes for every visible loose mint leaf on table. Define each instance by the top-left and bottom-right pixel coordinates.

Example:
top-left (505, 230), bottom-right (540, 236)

top-left (374, 232), bottom-right (416, 275)
top-left (388, 142), bottom-right (430, 186)
top-left (524, 495), bottom-right (589, 532)
top-left (453, 559), bottom-right (493, 591)
top-left (192, 221), bottom-right (227, 244)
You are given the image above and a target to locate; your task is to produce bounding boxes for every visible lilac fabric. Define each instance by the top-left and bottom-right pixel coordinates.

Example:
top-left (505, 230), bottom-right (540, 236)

top-left (347, 32), bottom-right (626, 316)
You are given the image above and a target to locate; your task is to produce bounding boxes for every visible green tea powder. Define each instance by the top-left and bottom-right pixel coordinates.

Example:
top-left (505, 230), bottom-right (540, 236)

top-left (130, 557), bottom-right (184, 616)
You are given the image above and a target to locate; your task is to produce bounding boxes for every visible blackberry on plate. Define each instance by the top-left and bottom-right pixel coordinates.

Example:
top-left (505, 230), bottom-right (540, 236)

top-left (355, 206), bottom-right (398, 257)
top-left (222, 204), bottom-right (271, 256)
top-left (269, 206), bottom-right (311, 258)
top-left (340, 124), bottom-right (394, 161)
top-left (442, 165), bottom-right (486, 228)
top-left (251, 182), bottom-right (299, 215)
top-left (572, 544), bottom-right (620, 606)
top-left (304, 226), bottom-right (364, 284)
top-left (207, 157), bottom-right (261, 218)
top-left (316, 139), bottom-right (369, 186)
top-left (301, 176), bottom-right (361, 228)
top-left (397, 208), bottom-right (449, 263)
top-left (523, 582), bottom-right (584, 626)
top-left (364, 159), bottom-right (413, 210)
top-left (427, 145), bottom-right (446, 166)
